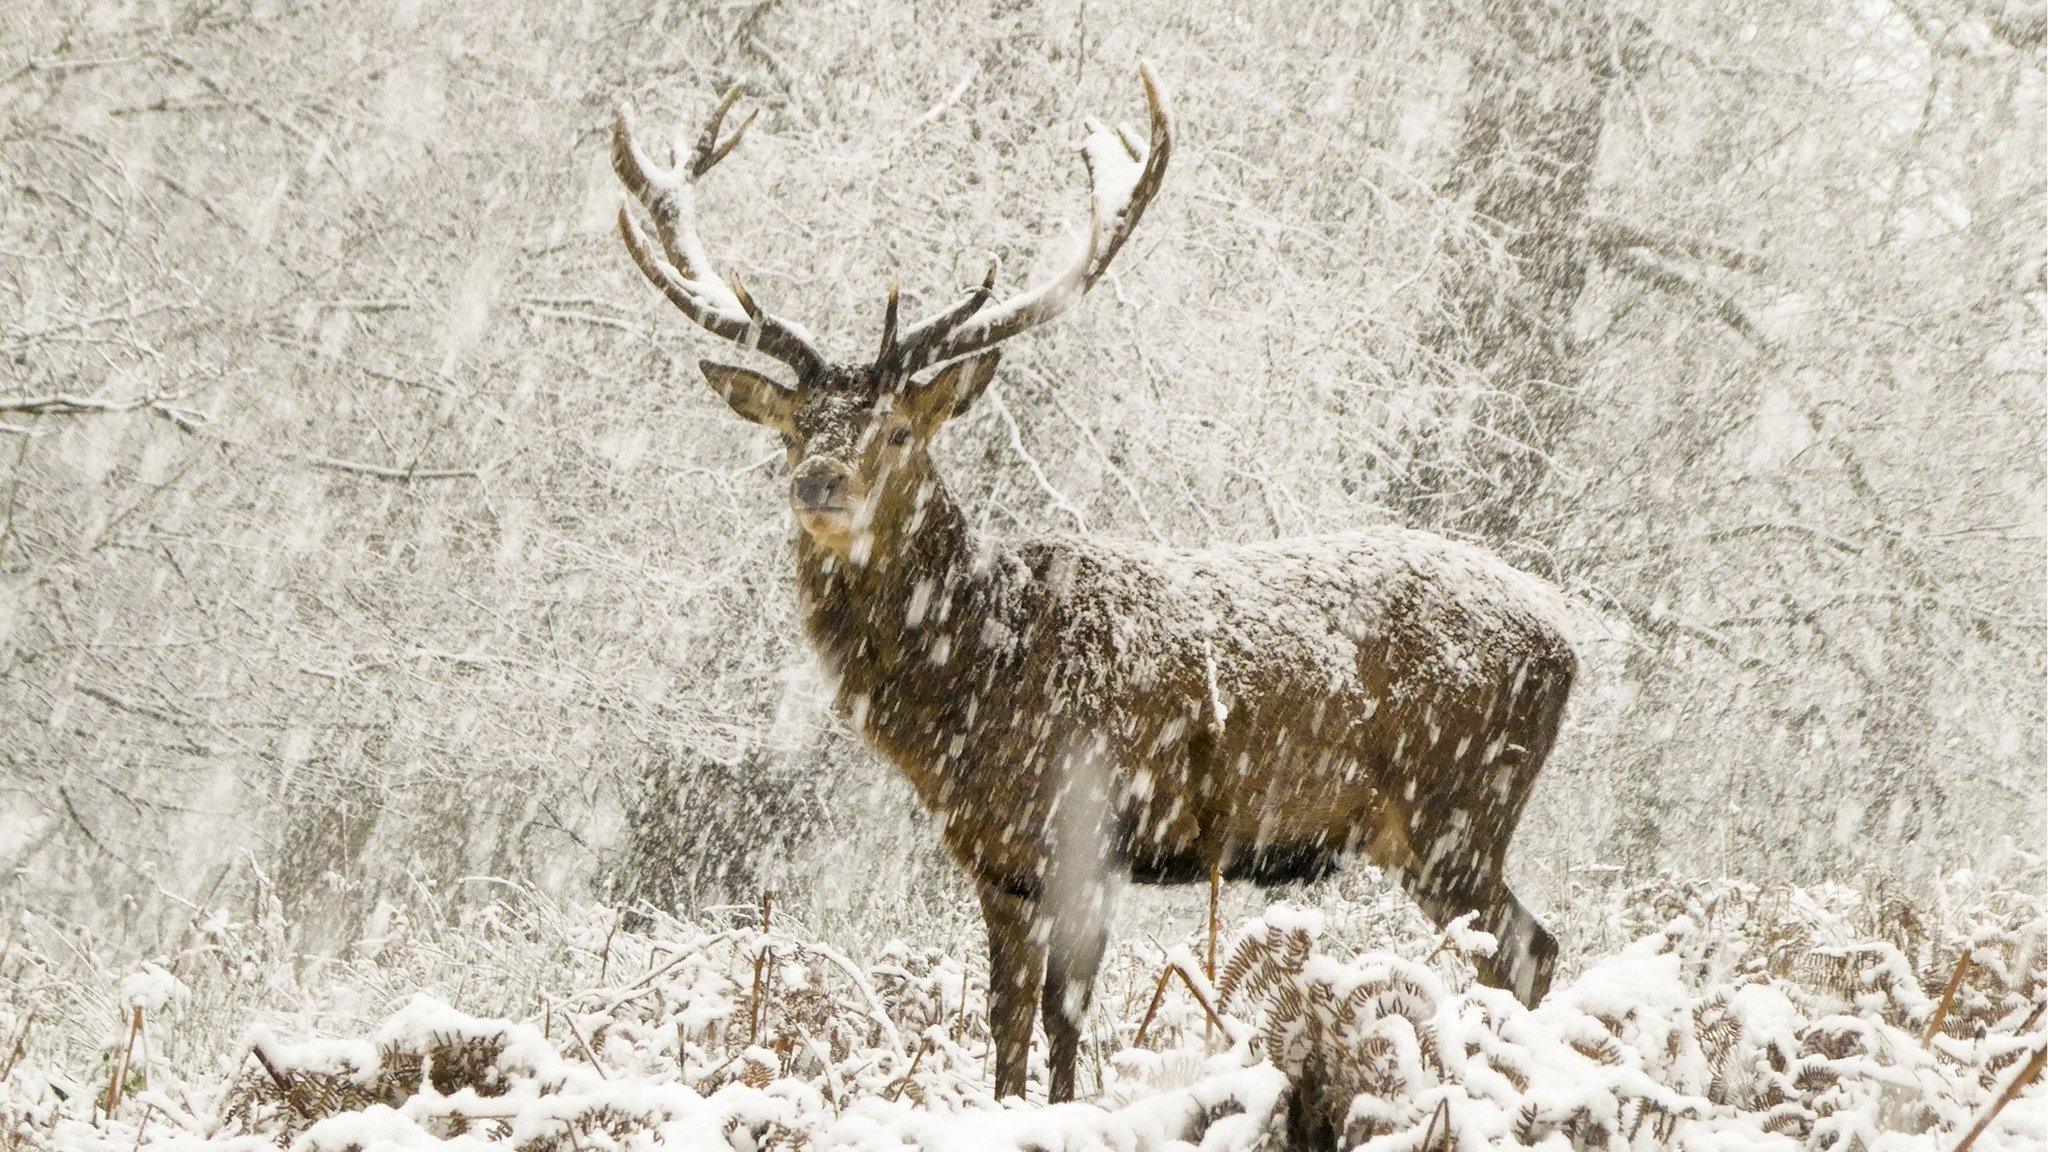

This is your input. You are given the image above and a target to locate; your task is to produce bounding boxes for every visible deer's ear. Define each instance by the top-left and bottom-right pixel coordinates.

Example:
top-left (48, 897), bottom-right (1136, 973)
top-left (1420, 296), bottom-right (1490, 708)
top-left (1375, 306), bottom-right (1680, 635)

top-left (913, 352), bottom-right (1001, 427)
top-left (700, 361), bottom-right (798, 430)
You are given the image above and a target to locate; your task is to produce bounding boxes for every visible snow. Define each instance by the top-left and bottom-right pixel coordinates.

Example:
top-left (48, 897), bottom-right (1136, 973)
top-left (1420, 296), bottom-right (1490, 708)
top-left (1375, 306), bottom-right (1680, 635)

top-left (1258, 903), bottom-right (1325, 938)
top-left (119, 964), bottom-right (186, 1013)
top-left (7, 870), bottom-right (2044, 1150)
top-left (1443, 910), bottom-right (1500, 959)
top-left (1081, 122), bottom-right (1146, 235)
top-left (1004, 525), bottom-right (1584, 719)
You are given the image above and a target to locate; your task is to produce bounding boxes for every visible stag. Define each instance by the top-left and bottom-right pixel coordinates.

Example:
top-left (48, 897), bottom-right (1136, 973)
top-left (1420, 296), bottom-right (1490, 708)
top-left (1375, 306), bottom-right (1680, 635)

top-left (612, 68), bottom-right (1577, 1104)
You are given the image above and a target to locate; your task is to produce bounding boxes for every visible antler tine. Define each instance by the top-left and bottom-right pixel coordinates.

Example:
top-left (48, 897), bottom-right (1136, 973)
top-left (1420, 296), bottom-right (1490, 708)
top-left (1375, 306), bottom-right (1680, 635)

top-left (616, 205), bottom-right (765, 352)
top-left (1091, 61), bottom-right (1172, 276)
top-left (915, 62), bottom-right (1173, 368)
top-left (690, 85), bottom-right (757, 179)
top-left (891, 259), bottom-right (999, 375)
top-left (613, 94), bottom-right (826, 377)
top-left (877, 281), bottom-right (901, 363)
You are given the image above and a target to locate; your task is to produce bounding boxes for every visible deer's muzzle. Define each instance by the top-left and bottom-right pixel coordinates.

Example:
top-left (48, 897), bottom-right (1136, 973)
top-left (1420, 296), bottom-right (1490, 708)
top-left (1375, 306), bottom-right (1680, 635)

top-left (791, 459), bottom-right (854, 516)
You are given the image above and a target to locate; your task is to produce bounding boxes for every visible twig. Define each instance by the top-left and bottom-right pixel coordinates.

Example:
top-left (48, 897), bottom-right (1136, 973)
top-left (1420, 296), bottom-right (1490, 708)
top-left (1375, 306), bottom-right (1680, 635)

top-left (129, 386), bottom-right (486, 483)
top-left (249, 1038), bottom-right (311, 1119)
top-left (1588, 215), bottom-right (1766, 272)
top-left (306, 455), bottom-right (478, 481)
top-left (987, 386), bottom-right (1087, 531)
top-left (518, 303), bottom-right (644, 333)
top-left (584, 929), bottom-right (743, 1015)
top-left (882, 1036), bottom-right (933, 1101)
top-left (562, 1014), bottom-right (610, 1080)
top-left (0, 393), bottom-right (150, 414)
top-left (1130, 964), bottom-right (1175, 1048)
top-left (160, 51), bottom-right (318, 148)
top-left (903, 70), bottom-right (976, 138)
top-left (745, 35), bottom-right (810, 125)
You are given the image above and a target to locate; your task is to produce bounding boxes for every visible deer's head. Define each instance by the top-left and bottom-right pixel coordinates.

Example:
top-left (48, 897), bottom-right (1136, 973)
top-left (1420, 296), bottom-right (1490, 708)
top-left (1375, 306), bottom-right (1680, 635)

top-left (613, 69), bottom-right (1170, 561)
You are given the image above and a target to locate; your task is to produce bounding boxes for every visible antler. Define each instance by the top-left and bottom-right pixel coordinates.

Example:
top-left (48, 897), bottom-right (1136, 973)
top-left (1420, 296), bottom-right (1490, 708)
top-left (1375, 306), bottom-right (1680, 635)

top-left (613, 87), bottom-right (828, 378)
top-left (890, 63), bottom-right (1173, 376)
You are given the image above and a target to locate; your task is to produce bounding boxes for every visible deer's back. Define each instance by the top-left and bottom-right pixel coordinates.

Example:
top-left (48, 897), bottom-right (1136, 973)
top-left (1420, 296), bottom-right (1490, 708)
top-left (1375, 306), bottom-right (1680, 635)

top-left (1010, 524), bottom-right (1577, 709)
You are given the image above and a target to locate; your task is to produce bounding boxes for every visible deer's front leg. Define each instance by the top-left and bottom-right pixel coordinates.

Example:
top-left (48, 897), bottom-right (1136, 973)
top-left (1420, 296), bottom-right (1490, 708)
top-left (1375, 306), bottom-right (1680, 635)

top-left (977, 882), bottom-right (1046, 1101)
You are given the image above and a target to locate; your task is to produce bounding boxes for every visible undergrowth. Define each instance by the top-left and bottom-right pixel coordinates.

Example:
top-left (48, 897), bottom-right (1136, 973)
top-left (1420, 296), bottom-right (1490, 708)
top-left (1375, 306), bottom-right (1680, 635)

top-left (1, 854), bottom-right (2043, 1150)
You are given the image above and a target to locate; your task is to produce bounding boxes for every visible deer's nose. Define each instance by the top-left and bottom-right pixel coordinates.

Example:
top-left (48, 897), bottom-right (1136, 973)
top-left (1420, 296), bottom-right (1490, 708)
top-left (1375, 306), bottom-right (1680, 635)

top-left (791, 461), bottom-right (851, 511)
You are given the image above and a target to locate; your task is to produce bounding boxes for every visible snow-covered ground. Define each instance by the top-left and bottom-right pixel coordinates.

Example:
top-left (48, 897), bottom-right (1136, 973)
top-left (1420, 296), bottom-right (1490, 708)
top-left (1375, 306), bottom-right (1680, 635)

top-left (3, 861), bottom-right (2042, 1151)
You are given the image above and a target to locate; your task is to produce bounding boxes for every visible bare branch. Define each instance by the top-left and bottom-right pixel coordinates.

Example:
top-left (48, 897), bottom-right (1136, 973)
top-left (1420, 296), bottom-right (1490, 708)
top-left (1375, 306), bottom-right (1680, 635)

top-left (1588, 215), bottom-right (1766, 272)
top-left (1604, 245), bottom-right (1772, 348)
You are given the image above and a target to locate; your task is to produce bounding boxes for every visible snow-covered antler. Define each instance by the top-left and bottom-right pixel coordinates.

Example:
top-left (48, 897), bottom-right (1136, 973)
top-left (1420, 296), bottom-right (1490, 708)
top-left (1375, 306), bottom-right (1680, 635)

top-left (613, 87), bottom-right (828, 378)
top-left (890, 63), bottom-right (1173, 375)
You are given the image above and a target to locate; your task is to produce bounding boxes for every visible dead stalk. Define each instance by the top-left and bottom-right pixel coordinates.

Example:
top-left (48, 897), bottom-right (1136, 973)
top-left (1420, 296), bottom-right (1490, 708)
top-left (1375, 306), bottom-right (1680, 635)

top-left (99, 1005), bottom-right (142, 1117)
top-left (1922, 950), bottom-right (1973, 1044)
top-left (883, 1036), bottom-right (934, 1101)
top-left (134, 1004), bottom-right (152, 1098)
top-left (1421, 1097), bottom-right (1453, 1151)
top-left (1131, 955), bottom-right (1236, 1049)
top-left (748, 890), bottom-right (774, 1044)
top-left (128, 1102), bottom-right (155, 1152)
top-left (1206, 865), bottom-right (1222, 1044)
top-left (1169, 962), bottom-right (1233, 1038)
top-left (251, 1041), bottom-right (311, 1119)
top-left (1950, 1042), bottom-right (2046, 1152)
top-left (0, 1009), bottom-right (32, 1081)
top-left (954, 965), bottom-right (970, 1040)
top-left (1206, 865), bottom-right (1221, 983)
top-left (598, 907), bottom-right (624, 984)
top-left (1130, 964), bottom-right (1176, 1048)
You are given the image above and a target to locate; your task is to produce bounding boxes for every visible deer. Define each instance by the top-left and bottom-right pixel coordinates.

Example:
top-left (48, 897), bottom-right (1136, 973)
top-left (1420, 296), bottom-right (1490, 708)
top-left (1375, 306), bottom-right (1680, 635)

top-left (610, 67), bottom-right (1578, 1105)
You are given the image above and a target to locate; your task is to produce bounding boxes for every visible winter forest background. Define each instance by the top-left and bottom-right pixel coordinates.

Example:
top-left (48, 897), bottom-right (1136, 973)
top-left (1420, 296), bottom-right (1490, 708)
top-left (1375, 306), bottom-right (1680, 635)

top-left (1, 0), bottom-right (2044, 1146)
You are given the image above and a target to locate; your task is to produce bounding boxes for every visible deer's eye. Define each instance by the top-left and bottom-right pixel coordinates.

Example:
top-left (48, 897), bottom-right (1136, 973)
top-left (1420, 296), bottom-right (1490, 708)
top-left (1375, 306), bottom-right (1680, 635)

top-left (887, 425), bottom-right (911, 447)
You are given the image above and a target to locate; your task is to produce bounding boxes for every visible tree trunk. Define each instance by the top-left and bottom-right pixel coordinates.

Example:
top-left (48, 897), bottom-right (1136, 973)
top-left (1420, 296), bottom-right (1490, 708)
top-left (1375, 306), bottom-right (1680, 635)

top-left (1404, 0), bottom-right (1620, 545)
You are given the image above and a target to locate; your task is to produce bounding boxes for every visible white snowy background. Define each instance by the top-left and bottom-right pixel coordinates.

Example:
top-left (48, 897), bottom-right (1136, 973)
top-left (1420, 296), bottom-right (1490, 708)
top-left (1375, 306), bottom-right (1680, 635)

top-left (1, 0), bottom-right (2043, 1148)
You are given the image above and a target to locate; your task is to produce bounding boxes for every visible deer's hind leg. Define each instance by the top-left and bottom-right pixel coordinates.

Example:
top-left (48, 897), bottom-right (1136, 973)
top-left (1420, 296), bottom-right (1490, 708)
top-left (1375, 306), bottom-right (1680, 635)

top-left (1477, 888), bottom-right (1559, 1006)
top-left (1041, 910), bottom-right (1108, 1102)
top-left (1404, 838), bottom-right (1559, 1009)
top-left (1404, 670), bottom-right (1570, 1008)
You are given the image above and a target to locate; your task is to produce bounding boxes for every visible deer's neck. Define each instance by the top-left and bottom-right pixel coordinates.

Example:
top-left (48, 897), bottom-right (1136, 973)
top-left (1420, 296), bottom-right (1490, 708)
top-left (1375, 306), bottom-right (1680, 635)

top-left (794, 476), bottom-right (986, 686)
